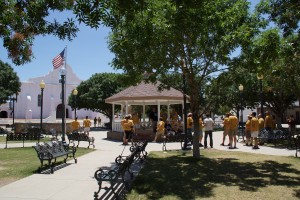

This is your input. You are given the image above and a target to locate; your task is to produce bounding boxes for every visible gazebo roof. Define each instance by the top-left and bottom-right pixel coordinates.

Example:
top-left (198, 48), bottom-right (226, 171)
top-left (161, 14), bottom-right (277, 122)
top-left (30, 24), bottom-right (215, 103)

top-left (105, 82), bottom-right (185, 105)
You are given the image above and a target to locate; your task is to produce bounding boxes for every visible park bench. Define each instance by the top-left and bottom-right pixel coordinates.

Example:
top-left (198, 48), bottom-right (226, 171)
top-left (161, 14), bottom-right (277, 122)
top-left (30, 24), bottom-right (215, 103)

top-left (67, 132), bottom-right (95, 148)
top-left (258, 129), bottom-right (289, 146)
top-left (5, 131), bottom-right (41, 148)
top-left (32, 141), bottom-right (77, 173)
top-left (162, 133), bottom-right (192, 151)
top-left (94, 142), bottom-right (147, 200)
top-left (0, 126), bottom-right (10, 136)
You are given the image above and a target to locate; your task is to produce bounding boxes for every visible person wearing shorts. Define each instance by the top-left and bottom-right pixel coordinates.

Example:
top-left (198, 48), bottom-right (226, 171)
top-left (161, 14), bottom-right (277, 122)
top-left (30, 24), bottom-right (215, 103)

top-left (250, 112), bottom-right (260, 149)
top-left (121, 115), bottom-right (134, 145)
top-left (245, 115), bottom-right (252, 146)
top-left (83, 116), bottom-right (91, 136)
top-left (228, 113), bottom-right (238, 149)
top-left (221, 113), bottom-right (230, 146)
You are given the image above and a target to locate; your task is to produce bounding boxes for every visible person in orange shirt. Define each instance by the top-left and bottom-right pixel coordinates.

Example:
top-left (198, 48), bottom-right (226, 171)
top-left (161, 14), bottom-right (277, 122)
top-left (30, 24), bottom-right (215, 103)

top-left (221, 113), bottom-right (230, 146)
top-left (187, 113), bottom-right (193, 137)
top-left (154, 117), bottom-right (165, 142)
top-left (264, 111), bottom-right (272, 131)
top-left (71, 117), bottom-right (80, 133)
top-left (121, 114), bottom-right (134, 145)
top-left (228, 113), bottom-right (238, 149)
top-left (250, 112), bottom-right (260, 149)
top-left (258, 114), bottom-right (264, 132)
top-left (199, 116), bottom-right (204, 147)
top-left (83, 116), bottom-right (92, 136)
top-left (245, 115), bottom-right (252, 146)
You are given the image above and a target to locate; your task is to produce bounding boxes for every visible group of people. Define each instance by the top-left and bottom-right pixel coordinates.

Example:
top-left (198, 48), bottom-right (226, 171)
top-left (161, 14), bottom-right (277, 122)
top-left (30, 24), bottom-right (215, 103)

top-left (93, 117), bottom-right (102, 127)
top-left (71, 116), bottom-right (92, 136)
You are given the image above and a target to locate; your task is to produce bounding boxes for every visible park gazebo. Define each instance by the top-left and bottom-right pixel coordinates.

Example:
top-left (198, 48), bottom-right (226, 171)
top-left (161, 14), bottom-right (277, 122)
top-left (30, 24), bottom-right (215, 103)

top-left (105, 81), bottom-right (187, 135)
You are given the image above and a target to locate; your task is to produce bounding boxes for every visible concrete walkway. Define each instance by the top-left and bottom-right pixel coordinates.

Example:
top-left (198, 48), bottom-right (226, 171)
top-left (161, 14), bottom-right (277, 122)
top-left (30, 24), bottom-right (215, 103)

top-left (0, 130), bottom-right (297, 200)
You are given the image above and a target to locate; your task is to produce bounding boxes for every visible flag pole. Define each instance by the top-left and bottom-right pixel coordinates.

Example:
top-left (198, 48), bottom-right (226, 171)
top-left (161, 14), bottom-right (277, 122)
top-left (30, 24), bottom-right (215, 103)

top-left (64, 45), bottom-right (67, 139)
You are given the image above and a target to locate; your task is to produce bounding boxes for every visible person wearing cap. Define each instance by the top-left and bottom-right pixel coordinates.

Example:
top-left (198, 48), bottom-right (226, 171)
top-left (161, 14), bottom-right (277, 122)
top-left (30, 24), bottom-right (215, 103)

top-left (250, 112), bottom-right (260, 149)
top-left (245, 114), bottom-right (252, 146)
top-left (203, 114), bottom-right (214, 148)
top-left (121, 114), bottom-right (134, 145)
top-left (187, 113), bottom-right (194, 137)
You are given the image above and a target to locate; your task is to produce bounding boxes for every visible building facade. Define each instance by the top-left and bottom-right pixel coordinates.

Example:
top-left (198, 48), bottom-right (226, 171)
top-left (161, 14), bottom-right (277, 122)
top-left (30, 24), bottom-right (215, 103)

top-left (0, 65), bottom-right (105, 123)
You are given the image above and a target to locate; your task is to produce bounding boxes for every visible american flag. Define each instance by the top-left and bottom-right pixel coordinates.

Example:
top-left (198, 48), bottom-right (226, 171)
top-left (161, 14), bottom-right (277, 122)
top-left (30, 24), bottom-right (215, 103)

top-left (52, 49), bottom-right (65, 69)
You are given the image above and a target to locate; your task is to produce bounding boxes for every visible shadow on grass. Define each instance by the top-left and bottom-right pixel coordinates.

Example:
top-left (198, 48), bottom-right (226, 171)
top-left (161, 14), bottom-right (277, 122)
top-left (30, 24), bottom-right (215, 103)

top-left (131, 152), bottom-right (300, 199)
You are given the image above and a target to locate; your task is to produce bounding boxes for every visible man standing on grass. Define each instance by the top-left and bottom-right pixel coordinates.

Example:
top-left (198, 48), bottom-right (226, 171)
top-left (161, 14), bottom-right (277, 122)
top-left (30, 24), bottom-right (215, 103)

top-left (251, 112), bottom-right (260, 149)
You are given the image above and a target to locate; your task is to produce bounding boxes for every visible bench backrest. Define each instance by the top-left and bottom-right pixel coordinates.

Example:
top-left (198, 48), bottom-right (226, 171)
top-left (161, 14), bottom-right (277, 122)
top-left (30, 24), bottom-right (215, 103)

top-left (45, 141), bottom-right (68, 157)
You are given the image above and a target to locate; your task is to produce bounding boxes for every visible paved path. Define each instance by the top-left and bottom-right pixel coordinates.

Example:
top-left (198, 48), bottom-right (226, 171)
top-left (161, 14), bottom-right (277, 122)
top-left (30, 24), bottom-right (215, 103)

top-left (0, 130), bottom-right (297, 200)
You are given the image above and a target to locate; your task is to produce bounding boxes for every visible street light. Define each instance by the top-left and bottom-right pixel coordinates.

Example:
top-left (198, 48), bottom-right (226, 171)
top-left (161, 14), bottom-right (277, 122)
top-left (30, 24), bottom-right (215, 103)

top-left (39, 80), bottom-right (45, 143)
top-left (181, 60), bottom-right (190, 150)
top-left (60, 67), bottom-right (66, 143)
top-left (257, 74), bottom-right (264, 118)
top-left (238, 84), bottom-right (244, 141)
top-left (73, 88), bottom-right (78, 119)
top-left (9, 93), bottom-right (18, 130)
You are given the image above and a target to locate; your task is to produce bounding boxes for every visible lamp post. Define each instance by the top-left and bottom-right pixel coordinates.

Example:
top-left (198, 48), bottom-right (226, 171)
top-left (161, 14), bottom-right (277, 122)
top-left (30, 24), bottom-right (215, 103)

top-left (238, 84), bottom-right (244, 139)
top-left (181, 60), bottom-right (190, 150)
top-left (257, 74), bottom-right (264, 118)
top-left (60, 67), bottom-right (66, 143)
top-left (73, 88), bottom-right (78, 119)
top-left (39, 80), bottom-right (45, 143)
top-left (9, 93), bottom-right (17, 130)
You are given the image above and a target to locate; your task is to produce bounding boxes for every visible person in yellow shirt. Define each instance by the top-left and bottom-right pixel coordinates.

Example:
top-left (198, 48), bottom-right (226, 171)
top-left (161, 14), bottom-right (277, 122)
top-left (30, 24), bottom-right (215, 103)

top-left (228, 113), bottom-right (238, 149)
top-left (221, 113), bottom-right (230, 146)
top-left (245, 115), bottom-right (252, 146)
top-left (83, 116), bottom-right (91, 136)
top-left (154, 117), bottom-right (165, 142)
top-left (121, 114), bottom-right (134, 145)
top-left (187, 113), bottom-right (193, 137)
top-left (71, 117), bottom-right (80, 133)
top-left (199, 116), bottom-right (204, 147)
top-left (258, 114), bottom-right (264, 132)
top-left (264, 111), bottom-right (272, 131)
top-left (250, 112), bottom-right (260, 149)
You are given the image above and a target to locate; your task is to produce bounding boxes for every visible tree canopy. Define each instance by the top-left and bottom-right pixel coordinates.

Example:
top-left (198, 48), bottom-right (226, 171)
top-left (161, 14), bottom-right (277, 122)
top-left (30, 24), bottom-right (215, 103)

top-left (0, 0), bottom-right (78, 65)
top-left (0, 61), bottom-right (21, 104)
top-left (68, 73), bottom-right (131, 122)
top-left (74, 0), bottom-right (261, 158)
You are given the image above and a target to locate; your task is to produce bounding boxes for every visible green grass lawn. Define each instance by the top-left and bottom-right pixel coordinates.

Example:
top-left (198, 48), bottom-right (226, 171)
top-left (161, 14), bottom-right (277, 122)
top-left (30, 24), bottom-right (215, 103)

top-left (0, 147), bottom-right (95, 187)
top-left (128, 149), bottom-right (300, 200)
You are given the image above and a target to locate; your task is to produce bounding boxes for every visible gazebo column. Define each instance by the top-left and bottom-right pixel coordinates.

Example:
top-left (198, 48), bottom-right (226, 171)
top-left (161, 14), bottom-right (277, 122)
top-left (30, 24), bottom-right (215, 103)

top-left (125, 101), bottom-right (128, 115)
top-left (167, 103), bottom-right (170, 120)
top-left (142, 103), bottom-right (146, 123)
top-left (112, 103), bottom-right (115, 123)
top-left (158, 101), bottom-right (161, 120)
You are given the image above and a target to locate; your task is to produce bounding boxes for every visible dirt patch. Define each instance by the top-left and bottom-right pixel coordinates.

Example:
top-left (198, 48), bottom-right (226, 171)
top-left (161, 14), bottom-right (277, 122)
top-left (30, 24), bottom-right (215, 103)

top-left (0, 177), bottom-right (19, 187)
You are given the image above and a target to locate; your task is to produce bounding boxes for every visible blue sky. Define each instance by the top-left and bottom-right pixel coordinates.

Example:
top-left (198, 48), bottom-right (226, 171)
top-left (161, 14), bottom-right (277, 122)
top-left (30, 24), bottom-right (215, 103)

top-left (0, 1), bottom-right (260, 82)
top-left (0, 13), bottom-right (117, 82)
